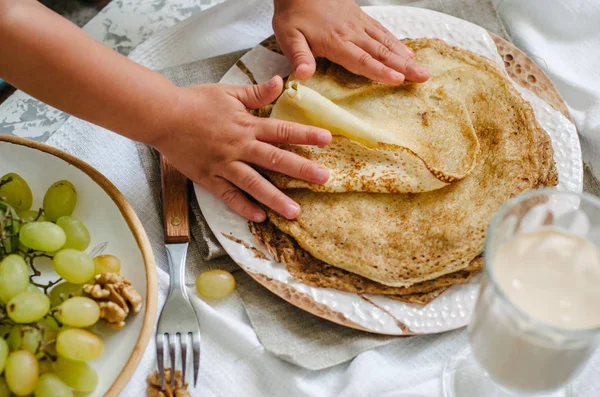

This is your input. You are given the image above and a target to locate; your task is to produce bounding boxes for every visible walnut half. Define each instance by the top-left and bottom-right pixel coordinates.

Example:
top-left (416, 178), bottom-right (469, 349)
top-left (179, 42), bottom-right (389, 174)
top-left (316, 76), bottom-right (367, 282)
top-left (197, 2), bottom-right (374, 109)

top-left (147, 369), bottom-right (190, 397)
top-left (98, 301), bottom-right (127, 330)
top-left (83, 273), bottom-right (143, 329)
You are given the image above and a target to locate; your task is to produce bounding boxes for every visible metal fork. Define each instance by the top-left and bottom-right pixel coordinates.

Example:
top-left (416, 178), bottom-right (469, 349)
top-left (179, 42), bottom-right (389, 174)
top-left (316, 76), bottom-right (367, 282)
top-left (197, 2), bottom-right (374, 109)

top-left (156, 155), bottom-right (201, 390)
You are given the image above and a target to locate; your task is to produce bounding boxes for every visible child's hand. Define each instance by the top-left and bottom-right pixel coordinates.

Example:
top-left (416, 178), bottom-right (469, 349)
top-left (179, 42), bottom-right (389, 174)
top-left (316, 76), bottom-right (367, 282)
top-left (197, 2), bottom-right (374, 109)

top-left (272, 0), bottom-right (429, 85)
top-left (153, 76), bottom-right (331, 222)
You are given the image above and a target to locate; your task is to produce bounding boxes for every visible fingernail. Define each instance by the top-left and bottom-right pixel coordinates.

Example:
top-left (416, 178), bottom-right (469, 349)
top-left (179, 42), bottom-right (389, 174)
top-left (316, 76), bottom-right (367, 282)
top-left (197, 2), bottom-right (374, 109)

top-left (253, 211), bottom-right (266, 222)
top-left (414, 66), bottom-right (429, 77)
top-left (267, 77), bottom-right (278, 88)
top-left (314, 166), bottom-right (330, 184)
top-left (407, 49), bottom-right (415, 58)
top-left (317, 130), bottom-right (332, 145)
top-left (390, 71), bottom-right (405, 83)
top-left (295, 63), bottom-right (311, 76)
top-left (284, 202), bottom-right (301, 218)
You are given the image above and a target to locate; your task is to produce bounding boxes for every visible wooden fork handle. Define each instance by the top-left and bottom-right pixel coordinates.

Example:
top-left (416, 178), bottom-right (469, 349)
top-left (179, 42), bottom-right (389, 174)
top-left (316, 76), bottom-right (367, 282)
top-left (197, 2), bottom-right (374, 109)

top-left (160, 155), bottom-right (191, 244)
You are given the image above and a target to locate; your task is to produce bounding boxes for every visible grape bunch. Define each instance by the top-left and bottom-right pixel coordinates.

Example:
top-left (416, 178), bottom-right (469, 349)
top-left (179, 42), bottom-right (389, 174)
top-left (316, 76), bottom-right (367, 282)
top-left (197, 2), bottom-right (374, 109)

top-left (0, 173), bottom-right (124, 396)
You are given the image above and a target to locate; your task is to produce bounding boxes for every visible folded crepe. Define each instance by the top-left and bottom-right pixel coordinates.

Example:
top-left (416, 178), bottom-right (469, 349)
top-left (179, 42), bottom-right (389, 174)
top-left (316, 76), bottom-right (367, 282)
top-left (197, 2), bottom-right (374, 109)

top-left (267, 67), bottom-right (480, 194)
top-left (264, 39), bottom-right (558, 288)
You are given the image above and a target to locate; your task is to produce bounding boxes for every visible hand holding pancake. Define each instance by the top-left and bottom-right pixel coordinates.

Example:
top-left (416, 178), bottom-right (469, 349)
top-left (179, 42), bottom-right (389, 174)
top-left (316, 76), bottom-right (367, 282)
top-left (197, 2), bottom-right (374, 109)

top-left (272, 0), bottom-right (430, 85)
top-left (153, 76), bottom-right (331, 222)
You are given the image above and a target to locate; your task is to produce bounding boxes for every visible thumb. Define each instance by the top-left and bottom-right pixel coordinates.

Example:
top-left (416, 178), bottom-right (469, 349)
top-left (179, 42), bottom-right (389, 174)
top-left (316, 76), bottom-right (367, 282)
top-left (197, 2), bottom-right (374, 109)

top-left (278, 30), bottom-right (316, 80)
top-left (237, 76), bottom-right (283, 109)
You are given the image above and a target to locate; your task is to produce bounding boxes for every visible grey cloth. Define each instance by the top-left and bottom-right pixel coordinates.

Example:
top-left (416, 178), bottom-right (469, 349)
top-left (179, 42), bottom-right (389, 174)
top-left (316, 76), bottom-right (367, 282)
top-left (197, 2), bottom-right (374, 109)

top-left (137, 144), bottom-right (228, 262)
top-left (143, 0), bottom-right (510, 371)
top-left (399, 0), bottom-right (509, 39)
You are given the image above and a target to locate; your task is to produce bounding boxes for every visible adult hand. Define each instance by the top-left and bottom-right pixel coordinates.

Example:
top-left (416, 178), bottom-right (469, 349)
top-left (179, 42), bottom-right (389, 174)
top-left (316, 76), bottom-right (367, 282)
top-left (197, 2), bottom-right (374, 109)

top-left (272, 0), bottom-right (429, 85)
top-left (154, 76), bottom-right (332, 222)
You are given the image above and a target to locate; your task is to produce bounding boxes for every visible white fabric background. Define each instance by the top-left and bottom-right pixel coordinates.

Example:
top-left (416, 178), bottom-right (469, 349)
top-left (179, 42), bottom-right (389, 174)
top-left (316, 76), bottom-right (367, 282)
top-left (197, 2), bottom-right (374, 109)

top-left (496, 0), bottom-right (600, 180)
top-left (46, 0), bottom-right (600, 396)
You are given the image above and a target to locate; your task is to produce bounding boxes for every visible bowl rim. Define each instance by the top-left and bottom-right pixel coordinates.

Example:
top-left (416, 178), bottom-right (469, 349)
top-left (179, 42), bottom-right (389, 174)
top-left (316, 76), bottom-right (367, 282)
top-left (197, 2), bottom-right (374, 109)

top-left (0, 134), bottom-right (158, 396)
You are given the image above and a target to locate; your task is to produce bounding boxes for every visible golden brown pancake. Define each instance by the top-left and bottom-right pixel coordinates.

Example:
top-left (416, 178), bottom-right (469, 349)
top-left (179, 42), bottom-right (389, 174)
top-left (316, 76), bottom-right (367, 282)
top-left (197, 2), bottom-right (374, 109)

top-left (265, 38), bottom-right (557, 288)
top-left (249, 219), bottom-right (482, 296)
top-left (387, 287), bottom-right (449, 305)
top-left (268, 65), bottom-right (480, 193)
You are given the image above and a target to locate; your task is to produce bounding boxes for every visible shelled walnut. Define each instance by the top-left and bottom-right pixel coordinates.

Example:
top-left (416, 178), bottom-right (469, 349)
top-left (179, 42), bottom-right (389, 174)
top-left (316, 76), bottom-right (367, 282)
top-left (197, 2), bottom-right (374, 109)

top-left (83, 273), bottom-right (142, 329)
top-left (147, 369), bottom-right (190, 397)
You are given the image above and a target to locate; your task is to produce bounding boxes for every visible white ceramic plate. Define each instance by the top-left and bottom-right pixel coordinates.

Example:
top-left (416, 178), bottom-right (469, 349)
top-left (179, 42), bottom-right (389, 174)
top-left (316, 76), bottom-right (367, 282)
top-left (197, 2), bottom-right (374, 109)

top-left (0, 136), bottom-right (157, 396)
top-left (194, 6), bottom-right (583, 335)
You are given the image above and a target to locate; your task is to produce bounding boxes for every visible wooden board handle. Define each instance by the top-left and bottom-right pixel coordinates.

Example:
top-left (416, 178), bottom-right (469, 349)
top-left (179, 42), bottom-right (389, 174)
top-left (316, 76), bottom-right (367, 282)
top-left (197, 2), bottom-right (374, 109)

top-left (160, 155), bottom-right (190, 244)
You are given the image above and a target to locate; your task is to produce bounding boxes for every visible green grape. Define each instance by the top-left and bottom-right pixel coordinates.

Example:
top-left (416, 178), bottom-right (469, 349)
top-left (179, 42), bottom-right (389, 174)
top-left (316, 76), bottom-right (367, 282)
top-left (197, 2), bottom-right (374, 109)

top-left (34, 373), bottom-right (73, 397)
top-left (0, 173), bottom-right (33, 211)
top-left (0, 326), bottom-right (10, 340)
top-left (17, 241), bottom-right (28, 253)
top-left (42, 342), bottom-right (57, 359)
top-left (53, 356), bottom-right (98, 393)
top-left (42, 180), bottom-right (77, 222)
top-left (52, 249), bottom-right (94, 284)
top-left (17, 210), bottom-right (45, 223)
top-left (0, 377), bottom-right (10, 397)
top-left (7, 326), bottom-right (41, 354)
top-left (93, 254), bottom-right (121, 275)
top-left (6, 292), bottom-right (51, 324)
top-left (56, 297), bottom-right (100, 327)
top-left (195, 269), bottom-right (236, 300)
top-left (19, 222), bottom-right (66, 252)
top-left (5, 350), bottom-right (38, 396)
top-left (49, 282), bottom-right (83, 307)
top-left (56, 329), bottom-right (104, 362)
top-left (6, 328), bottom-right (18, 351)
top-left (37, 316), bottom-right (60, 333)
top-left (36, 318), bottom-right (59, 358)
top-left (0, 255), bottom-right (30, 302)
top-left (0, 338), bottom-right (7, 374)
top-left (56, 216), bottom-right (90, 251)
top-left (22, 329), bottom-right (41, 355)
top-left (27, 284), bottom-right (40, 294)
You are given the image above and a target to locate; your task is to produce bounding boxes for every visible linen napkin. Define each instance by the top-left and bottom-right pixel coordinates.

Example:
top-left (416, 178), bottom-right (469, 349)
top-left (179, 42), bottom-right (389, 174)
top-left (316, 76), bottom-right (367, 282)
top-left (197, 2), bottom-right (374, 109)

top-left (146, 0), bottom-right (512, 371)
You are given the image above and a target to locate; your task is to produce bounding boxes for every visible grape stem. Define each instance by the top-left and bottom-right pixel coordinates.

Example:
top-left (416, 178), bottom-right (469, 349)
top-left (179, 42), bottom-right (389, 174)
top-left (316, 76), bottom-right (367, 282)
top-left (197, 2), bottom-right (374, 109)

top-left (25, 251), bottom-right (53, 277)
top-left (23, 251), bottom-right (63, 294)
top-left (33, 208), bottom-right (44, 222)
top-left (31, 277), bottom-right (63, 295)
top-left (0, 206), bottom-right (8, 222)
top-left (39, 343), bottom-right (57, 361)
top-left (0, 202), bottom-right (21, 257)
top-left (0, 176), bottom-right (13, 190)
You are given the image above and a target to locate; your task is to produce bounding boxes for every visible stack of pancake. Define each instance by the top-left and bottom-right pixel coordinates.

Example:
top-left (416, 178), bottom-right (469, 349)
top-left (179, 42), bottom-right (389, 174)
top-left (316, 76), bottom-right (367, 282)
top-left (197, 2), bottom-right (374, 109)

top-left (249, 38), bottom-right (558, 305)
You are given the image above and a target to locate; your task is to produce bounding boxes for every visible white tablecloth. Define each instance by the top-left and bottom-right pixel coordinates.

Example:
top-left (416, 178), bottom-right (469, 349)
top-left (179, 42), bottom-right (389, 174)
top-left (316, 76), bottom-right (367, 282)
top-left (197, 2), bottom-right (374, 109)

top-left (43, 1), bottom-right (600, 396)
top-left (496, 0), bottom-right (600, 184)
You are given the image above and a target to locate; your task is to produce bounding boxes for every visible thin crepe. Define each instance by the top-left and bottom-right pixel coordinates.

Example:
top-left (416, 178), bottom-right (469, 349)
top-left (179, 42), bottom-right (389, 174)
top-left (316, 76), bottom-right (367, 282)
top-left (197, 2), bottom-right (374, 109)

top-left (388, 287), bottom-right (448, 305)
top-left (268, 66), bottom-right (480, 194)
top-left (249, 219), bottom-right (482, 296)
top-left (267, 39), bottom-right (557, 288)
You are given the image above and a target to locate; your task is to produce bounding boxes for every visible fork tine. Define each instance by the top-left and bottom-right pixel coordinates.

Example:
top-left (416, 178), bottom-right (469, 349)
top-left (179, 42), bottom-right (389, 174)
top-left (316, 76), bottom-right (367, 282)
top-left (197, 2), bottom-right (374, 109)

top-left (156, 333), bottom-right (165, 389)
top-left (181, 333), bottom-right (188, 386)
top-left (157, 244), bottom-right (201, 390)
top-left (168, 333), bottom-right (177, 391)
top-left (192, 332), bottom-right (201, 387)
